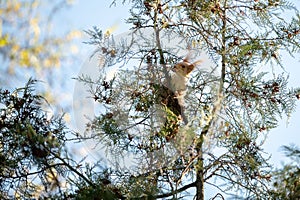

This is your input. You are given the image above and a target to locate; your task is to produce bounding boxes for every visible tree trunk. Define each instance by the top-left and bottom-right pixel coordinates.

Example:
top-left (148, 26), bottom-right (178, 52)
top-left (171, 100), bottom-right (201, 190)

top-left (195, 135), bottom-right (204, 200)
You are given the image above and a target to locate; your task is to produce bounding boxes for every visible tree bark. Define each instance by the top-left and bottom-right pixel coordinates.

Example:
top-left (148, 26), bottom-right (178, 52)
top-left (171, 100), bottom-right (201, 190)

top-left (195, 135), bottom-right (204, 200)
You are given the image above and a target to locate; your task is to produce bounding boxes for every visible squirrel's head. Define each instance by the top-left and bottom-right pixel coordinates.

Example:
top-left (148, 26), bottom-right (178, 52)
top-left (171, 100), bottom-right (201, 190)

top-left (173, 58), bottom-right (202, 77)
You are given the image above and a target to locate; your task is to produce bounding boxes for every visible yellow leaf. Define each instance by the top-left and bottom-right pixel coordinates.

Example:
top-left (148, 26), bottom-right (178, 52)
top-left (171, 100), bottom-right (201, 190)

top-left (162, 21), bottom-right (168, 28)
top-left (66, 0), bottom-right (75, 5)
top-left (104, 23), bottom-right (119, 37)
top-left (43, 91), bottom-right (55, 104)
top-left (30, 18), bottom-right (41, 37)
top-left (31, 0), bottom-right (39, 9)
top-left (51, 55), bottom-right (60, 68)
top-left (14, 191), bottom-right (21, 199)
top-left (46, 168), bottom-right (58, 182)
top-left (225, 121), bottom-right (230, 127)
top-left (192, 40), bottom-right (197, 48)
top-left (70, 45), bottom-right (78, 54)
top-left (63, 113), bottom-right (71, 123)
top-left (43, 55), bottom-right (60, 68)
top-left (0, 35), bottom-right (9, 47)
top-left (11, 44), bottom-right (20, 53)
top-left (0, 19), bottom-right (2, 37)
top-left (19, 49), bottom-right (30, 66)
top-left (13, 2), bottom-right (21, 12)
top-left (161, 17), bottom-right (169, 28)
top-left (43, 58), bottom-right (51, 67)
top-left (32, 45), bottom-right (43, 54)
top-left (66, 30), bottom-right (82, 40)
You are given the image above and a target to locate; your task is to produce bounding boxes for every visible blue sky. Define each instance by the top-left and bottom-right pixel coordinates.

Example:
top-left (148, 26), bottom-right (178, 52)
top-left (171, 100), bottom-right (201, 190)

top-left (57, 1), bottom-right (131, 37)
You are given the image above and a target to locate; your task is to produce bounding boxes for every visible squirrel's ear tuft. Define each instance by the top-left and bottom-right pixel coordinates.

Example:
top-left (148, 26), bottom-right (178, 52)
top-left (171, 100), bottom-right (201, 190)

top-left (186, 60), bottom-right (202, 74)
top-left (192, 60), bottom-right (203, 66)
top-left (186, 64), bottom-right (195, 74)
top-left (183, 57), bottom-right (189, 63)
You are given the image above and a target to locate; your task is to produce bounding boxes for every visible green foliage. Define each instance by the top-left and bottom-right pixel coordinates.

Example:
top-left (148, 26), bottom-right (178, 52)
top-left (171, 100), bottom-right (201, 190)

top-left (69, 164), bottom-right (124, 200)
top-left (269, 145), bottom-right (300, 199)
top-left (75, 186), bottom-right (119, 200)
top-left (0, 79), bottom-right (70, 198)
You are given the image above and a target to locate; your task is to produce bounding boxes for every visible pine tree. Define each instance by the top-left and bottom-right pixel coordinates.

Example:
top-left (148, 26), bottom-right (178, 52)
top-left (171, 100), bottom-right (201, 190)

top-left (77, 0), bottom-right (300, 199)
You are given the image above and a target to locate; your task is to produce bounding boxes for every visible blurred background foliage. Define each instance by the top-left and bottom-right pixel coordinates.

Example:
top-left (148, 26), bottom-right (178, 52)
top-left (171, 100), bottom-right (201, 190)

top-left (0, 0), bottom-right (82, 112)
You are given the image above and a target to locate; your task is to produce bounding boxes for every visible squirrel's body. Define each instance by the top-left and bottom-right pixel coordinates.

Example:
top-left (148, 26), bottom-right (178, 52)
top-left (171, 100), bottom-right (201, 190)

top-left (161, 57), bottom-right (202, 124)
